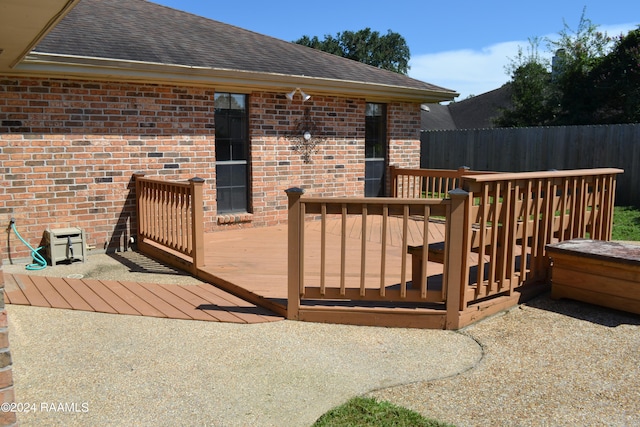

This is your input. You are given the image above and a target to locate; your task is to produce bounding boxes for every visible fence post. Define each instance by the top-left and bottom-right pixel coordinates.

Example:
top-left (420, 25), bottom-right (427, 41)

top-left (285, 187), bottom-right (305, 320)
top-left (445, 188), bottom-right (471, 329)
top-left (133, 173), bottom-right (146, 246)
top-left (189, 177), bottom-right (205, 274)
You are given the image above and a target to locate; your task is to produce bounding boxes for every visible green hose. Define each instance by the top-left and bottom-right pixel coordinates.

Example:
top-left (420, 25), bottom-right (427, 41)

top-left (10, 220), bottom-right (47, 270)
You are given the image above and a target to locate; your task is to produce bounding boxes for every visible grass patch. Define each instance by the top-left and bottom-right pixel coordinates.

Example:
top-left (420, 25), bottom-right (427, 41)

top-left (612, 206), bottom-right (640, 241)
top-left (313, 397), bottom-right (455, 427)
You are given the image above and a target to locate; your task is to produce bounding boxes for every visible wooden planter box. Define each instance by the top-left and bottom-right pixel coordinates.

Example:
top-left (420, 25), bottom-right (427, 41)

top-left (547, 239), bottom-right (640, 315)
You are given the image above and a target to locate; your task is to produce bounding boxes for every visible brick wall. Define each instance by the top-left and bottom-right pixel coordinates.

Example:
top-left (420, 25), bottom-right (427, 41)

top-left (0, 247), bottom-right (16, 427)
top-left (249, 93), bottom-right (366, 226)
top-left (1, 77), bottom-right (421, 260)
top-left (388, 102), bottom-right (422, 169)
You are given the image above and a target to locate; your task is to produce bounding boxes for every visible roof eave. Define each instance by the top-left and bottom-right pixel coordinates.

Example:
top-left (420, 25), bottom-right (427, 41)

top-left (13, 52), bottom-right (459, 103)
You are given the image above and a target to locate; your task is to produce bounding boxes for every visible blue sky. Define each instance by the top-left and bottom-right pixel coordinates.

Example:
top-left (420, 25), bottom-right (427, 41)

top-left (154, 0), bottom-right (639, 101)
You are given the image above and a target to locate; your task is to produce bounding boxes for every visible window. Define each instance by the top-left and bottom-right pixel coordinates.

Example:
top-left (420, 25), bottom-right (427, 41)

top-left (365, 103), bottom-right (387, 197)
top-left (215, 93), bottom-right (249, 214)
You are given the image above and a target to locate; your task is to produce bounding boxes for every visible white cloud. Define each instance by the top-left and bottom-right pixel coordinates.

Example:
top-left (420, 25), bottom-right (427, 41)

top-left (409, 41), bottom-right (524, 100)
top-left (411, 22), bottom-right (639, 102)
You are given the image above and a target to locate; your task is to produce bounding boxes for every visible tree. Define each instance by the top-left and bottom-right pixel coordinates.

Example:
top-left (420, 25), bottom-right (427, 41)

top-left (494, 38), bottom-right (558, 127)
top-left (589, 28), bottom-right (640, 124)
top-left (295, 28), bottom-right (410, 75)
top-left (548, 9), bottom-right (613, 124)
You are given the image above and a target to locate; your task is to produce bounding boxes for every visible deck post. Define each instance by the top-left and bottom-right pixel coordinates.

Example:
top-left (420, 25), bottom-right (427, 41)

top-left (445, 188), bottom-right (471, 330)
top-left (286, 187), bottom-right (305, 320)
top-left (389, 165), bottom-right (398, 197)
top-left (133, 173), bottom-right (146, 247)
top-left (189, 177), bottom-right (205, 274)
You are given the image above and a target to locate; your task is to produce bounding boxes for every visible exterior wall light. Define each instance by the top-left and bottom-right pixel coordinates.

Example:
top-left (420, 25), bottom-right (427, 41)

top-left (286, 88), bottom-right (311, 102)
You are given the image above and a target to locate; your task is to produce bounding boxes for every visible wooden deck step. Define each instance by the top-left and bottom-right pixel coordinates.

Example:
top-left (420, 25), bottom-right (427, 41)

top-left (3, 273), bottom-right (283, 324)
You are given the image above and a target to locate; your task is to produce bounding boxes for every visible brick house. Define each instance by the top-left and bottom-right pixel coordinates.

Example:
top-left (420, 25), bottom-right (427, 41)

top-left (0, 0), bottom-right (457, 261)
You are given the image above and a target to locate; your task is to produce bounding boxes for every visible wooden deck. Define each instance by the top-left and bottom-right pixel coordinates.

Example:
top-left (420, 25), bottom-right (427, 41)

top-left (194, 217), bottom-right (448, 318)
top-left (3, 273), bottom-right (283, 324)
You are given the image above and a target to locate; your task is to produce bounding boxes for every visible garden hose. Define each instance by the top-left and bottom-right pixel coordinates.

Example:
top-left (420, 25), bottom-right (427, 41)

top-left (9, 219), bottom-right (47, 270)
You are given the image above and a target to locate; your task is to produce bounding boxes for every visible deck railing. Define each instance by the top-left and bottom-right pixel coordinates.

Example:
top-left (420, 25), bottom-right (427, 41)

top-left (287, 167), bottom-right (622, 329)
top-left (286, 188), bottom-right (473, 328)
top-left (134, 174), bottom-right (205, 274)
top-left (390, 165), bottom-right (496, 199)
top-left (453, 168), bottom-right (621, 312)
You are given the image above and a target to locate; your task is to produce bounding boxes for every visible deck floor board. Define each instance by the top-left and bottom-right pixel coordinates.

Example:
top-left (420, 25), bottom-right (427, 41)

top-left (26, 275), bottom-right (72, 309)
top-left (108, 281), bottom-right (169, 318)
top-left (47, 277), bottom-right (95, 311)
top-left (4, 273), bottom-right (283, 324)
top-left (83, 279), bottom-right (141, 316)
top-left (17, 275), bottom-right (51, 307)
top-left (150, 283), bottom-right (236, 322)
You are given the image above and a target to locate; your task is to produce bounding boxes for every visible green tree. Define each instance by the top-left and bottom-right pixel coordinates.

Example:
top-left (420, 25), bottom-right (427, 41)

top-left (494, 38), bottom-right (557, 127)
top-left (295, 28), bottom-right (410, 75)
top-left (589, 27), bottom-right (640, 124)
top-left (548, 9), bottom-right (613, 124)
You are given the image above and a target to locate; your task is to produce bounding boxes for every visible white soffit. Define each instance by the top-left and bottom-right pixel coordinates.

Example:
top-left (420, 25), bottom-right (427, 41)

top-left (0, 0), bottom-right (80, 71)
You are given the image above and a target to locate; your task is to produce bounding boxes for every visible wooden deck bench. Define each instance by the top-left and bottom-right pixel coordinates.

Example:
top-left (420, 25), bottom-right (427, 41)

top-left (547, 239), bottom-right (640, 315)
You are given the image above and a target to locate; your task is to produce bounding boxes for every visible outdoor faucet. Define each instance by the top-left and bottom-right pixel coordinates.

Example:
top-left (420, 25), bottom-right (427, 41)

top-left (67, 236), bottom-right (74, 259)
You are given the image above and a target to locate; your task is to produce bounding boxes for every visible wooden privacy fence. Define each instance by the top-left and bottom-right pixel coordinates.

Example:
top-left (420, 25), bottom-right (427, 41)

top-left (421, 124), bottom-right (640, 207)
top-left (134, 174), bottom-right (205, 274)
top-left (287, 167), bottom-right (622, 329)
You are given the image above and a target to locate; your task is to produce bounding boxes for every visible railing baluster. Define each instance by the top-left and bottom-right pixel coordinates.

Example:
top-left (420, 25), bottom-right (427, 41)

top-left (379, 205), bottom-right (388, 297)
top-left (320, 203), bottom-right (326, 296)
top-left (340, 204), bottom-right (347, 296)
top-left (488, 182), bottom-right (500, 293)
top-left (520, 181), bottom-right (532, 283)
top-left (400, 205), bottom-right (409, 298)
top-left (476, 184), bottom-right (489, 297)
top-left (568, 177), bottom-right (577, 240)
top-left (559, 177), bottom-right (569, 241)
top-left (360, 204), bottom-right (367, 296)
top-left (595, 175), bottom-right (607, 239)
top-left (422, 204), bottom-right (430, 299)
top-left (603, 174), bottom-right (615, 240)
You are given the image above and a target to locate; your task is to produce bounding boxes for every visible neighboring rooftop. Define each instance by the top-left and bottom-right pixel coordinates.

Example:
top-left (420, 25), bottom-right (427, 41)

top-left (422, 85), bottom-right (513, 130)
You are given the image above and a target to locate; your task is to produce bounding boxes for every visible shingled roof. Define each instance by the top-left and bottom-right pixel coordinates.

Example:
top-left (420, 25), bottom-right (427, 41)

top-left (24, 0), bottom-right (457, 102)
top-left (422, 85), bottom-right (513, 130)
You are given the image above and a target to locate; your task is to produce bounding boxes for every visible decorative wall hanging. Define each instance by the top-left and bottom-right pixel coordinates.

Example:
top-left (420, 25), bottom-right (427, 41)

top-left (287, 107), bottom-right (325, 163)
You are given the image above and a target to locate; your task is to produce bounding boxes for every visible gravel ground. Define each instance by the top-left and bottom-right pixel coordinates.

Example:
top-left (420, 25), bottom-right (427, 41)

top-left (369, 297), bottom-right (640, 426)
